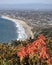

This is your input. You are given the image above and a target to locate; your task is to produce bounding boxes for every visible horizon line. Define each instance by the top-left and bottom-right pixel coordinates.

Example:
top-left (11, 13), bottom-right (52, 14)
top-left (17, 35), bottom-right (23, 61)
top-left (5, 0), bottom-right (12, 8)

top-left (0, 3), bottom-right (52, 5)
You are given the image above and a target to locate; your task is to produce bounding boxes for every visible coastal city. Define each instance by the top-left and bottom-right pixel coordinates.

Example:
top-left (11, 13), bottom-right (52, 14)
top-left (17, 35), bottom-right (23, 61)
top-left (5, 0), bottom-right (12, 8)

top-left (0, 10), bottom-right (52, 33)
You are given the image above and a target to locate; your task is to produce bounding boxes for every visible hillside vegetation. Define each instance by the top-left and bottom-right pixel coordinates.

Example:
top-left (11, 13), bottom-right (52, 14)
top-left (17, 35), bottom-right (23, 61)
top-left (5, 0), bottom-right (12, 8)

top-left (0, 28), bottom-right (52, 65)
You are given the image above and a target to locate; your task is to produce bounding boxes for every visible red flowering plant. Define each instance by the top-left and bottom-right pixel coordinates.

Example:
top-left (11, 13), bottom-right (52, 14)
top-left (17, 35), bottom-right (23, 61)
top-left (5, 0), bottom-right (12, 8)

top-left (17, 34), bottom-right (52, 65)
top-left (39, 46), bottom-right (52, 64)
top-left (38, 34), bottom-right (46, 41)
top-left (18, 47), bottom-right (27, 60)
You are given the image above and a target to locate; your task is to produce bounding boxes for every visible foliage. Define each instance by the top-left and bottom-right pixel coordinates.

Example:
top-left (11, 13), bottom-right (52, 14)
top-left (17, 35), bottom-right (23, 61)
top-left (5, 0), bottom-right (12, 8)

top-left (17, 34), bottom-right (52, 65)
top-left (0, 34), bottom-right (52, 65)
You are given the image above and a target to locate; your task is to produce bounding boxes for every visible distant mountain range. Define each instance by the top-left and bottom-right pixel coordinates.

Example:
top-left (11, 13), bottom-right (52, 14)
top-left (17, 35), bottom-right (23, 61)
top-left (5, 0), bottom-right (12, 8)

top-left (0, 3), bottom-right (52, 10)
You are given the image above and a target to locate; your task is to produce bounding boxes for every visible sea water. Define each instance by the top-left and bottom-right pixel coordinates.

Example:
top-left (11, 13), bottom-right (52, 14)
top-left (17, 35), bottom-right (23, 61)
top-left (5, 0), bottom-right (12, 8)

top-left (0, 17), bottom-right (18, 43)
top-left (0, 17), bottom-right (27, 43)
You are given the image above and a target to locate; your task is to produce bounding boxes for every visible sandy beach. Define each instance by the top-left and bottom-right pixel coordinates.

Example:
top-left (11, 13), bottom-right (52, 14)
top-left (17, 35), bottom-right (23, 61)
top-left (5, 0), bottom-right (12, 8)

top-left (1, 15), bottom-right (34, 40)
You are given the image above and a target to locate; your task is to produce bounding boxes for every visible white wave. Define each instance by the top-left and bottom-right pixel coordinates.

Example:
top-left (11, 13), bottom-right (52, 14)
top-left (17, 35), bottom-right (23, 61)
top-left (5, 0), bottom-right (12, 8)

top-left (1, 16), bottom-right (27, 40)
top-left (15, 22), bottom-right (27, 40)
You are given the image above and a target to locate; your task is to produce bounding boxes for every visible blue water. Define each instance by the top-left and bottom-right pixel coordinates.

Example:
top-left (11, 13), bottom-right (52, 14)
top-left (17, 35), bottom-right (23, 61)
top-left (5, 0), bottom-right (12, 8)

top-left (0, 18), bottom-right (18, 43)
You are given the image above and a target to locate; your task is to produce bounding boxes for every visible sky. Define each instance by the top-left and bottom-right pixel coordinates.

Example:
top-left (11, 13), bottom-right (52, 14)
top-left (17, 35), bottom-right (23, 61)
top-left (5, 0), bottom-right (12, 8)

top-left (0, 0), bottom-right (52, 4)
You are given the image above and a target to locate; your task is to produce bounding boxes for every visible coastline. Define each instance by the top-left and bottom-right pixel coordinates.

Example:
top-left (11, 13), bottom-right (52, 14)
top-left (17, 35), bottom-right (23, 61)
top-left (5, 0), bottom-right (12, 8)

top-left (1, 15), bottom-right (34, 40)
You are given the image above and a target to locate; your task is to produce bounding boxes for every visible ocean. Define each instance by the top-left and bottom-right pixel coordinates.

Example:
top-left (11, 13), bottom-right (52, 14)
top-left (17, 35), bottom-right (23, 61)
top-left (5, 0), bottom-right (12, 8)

top-left (0, 17), bottom-right (18, 43)
top-left (0, 17), bottom-right (27, 43)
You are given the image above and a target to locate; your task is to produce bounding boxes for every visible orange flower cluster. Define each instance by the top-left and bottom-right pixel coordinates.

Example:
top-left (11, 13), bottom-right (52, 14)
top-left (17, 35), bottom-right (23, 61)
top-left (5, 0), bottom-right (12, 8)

top-left (17, 34), bottom-right (52, 64)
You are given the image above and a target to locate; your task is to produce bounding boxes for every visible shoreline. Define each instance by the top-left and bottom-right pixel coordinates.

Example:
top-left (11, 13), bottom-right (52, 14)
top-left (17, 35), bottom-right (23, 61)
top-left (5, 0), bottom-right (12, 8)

top-left (1, 15), bottom-right (34, 40)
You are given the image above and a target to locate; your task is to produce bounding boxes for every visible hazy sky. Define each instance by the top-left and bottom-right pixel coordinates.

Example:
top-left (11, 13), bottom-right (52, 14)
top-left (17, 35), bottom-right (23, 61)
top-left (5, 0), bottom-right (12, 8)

top-left (0, 0), bottom-right (52, 4)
